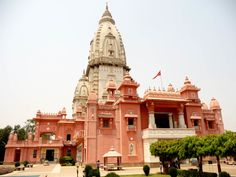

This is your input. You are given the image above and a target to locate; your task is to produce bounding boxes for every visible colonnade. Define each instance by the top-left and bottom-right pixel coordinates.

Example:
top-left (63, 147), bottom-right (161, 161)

top-left (148, 111), bottom-right (186, 129)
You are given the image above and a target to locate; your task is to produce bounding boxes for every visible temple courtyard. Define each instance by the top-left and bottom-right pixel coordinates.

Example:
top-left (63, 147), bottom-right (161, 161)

top-left (1, 163), bottom-right (236, 177)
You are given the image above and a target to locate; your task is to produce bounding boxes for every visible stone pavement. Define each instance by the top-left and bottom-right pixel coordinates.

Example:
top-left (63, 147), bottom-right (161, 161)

top-left (2, 163), bottom-right (236, 177)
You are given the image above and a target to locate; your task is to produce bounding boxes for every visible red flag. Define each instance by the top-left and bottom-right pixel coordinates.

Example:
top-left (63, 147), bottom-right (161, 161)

top-left (152, 70), bottom-right (161, 79)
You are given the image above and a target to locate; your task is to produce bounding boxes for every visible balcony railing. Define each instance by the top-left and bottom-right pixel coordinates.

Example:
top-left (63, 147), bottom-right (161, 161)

top-left (127, 125), bottom-right (136, 131)
top-left (63, 140), bottom-right (77, 146)
top-left (142, 128), bottom-right (196, 139)
top-left (41, 139), bottom-right (63, 145)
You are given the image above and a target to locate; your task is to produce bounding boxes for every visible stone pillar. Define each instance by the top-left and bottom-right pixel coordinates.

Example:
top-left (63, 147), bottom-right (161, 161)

top-left (174, 119), bottom-right (177, 128)
top-left (168, 113), bottom-right (173, 128)
top-left (148, 112), bottom-right (156, 129)
top-left (178, 113), bottom-right (186, 128)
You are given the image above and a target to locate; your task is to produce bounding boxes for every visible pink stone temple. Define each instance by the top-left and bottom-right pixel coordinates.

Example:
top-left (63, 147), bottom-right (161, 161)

top-left (4, 5), bottom-right (224, 165)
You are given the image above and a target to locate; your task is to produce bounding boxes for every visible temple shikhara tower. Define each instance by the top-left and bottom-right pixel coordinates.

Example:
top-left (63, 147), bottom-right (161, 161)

top-left (4, 5), bottom-right (224, 165)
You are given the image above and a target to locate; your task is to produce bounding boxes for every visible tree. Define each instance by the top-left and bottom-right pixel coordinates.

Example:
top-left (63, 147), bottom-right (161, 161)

top-left (221, 131), bottom-right (236, 158)
top-left (0, 126), bottom-right (12, 161)
top-left (178, 136), bottom-right (205, 172)
top-left (24, 119), bottom-right (36, 134)
top-left (202, 132), bottom-right (236, 173)
top-left (13, 124), bottom-right (20, 133)
top-left (150, 131), bottom-right (236, 174)
top-left (17, 128), bottom-right (27, 140)
top-left (150, 139), bottom-right (179, 173)
top-left (202, 134), bottom-right (224, 173)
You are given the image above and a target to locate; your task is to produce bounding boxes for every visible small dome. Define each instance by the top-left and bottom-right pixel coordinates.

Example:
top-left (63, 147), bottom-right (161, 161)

top-left (106, 79), bottom-right (116, 90)
top-left (88, 90), bottom-right (97, 101)
top-left (9, 132), bottom-right (14, 140)
top-left (36, 110), bottom-right (41, 117)
top-left (124, 72), bottom-right (132, 81)
top-left (61, 107), bottom-right (66, 115)
top-left (184, 76), bottom-right (191, 85)
top-left (74, 72), bottom-right (89, 98)
top-left (167, 83), bottom-right (175, 92)
top-left (202, 103), bottom-right (209, 110)
top-left (210, 98), bottom-right (220, 109)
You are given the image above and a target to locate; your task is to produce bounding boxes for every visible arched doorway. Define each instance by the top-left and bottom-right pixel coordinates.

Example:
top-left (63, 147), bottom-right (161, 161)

top-left (14, 149), bottom-right (21, 162)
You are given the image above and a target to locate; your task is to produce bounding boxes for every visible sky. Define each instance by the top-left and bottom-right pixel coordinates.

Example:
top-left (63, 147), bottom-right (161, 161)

top-left (0, 0), bottom-right (236, 131)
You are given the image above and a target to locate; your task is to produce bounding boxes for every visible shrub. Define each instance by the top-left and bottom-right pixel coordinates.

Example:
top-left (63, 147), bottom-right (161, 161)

top-left (143, 165), bottom-right (150, 176)
top-left (93, 168), bottom-right (100, 177)
top-left (201, 172), bottom-right (217, 177)
top-left (87, 168), bottom-right (93, 177)
top-left (14, 162), bottom-right (20, 167)
top-left (59, 157), bottom-right (65, 164)
top-left (177, 169), bottom-right (217, 177)
top-left (105, 172), bottom-right (120, 177)
top-left (219, 171), bottom-right (231, 177)
top-left (84, 165), bottom-right (93, 177)
top-left (59, 156), bottom-right (75, 166)
top-left (23, 160), bottom-right (29, 167)
top-left (168, 167), bottom-right (177, 177)
top-left (177, 169), bottom-right (194, 177)
top-left (189, 169), bottom-right (199, 177)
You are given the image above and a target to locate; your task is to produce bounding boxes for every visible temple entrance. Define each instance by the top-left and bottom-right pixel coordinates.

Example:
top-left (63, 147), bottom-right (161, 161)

top-left (46, 149), bottom-right (54, 161)
top-left (14, 149), bottom-right (21, 162)
top-left (155, 113), bottom-right (170, 128)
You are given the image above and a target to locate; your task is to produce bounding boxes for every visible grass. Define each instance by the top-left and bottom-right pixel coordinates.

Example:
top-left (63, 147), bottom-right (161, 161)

top-left (119, 174), bottom-right (170, 177)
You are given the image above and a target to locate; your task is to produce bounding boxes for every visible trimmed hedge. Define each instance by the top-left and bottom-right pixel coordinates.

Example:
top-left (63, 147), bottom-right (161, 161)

top-left (219, 171), bottom-right (231, 177)
top-left (93, 169), bottom-right (100, 177)
top-left (105, 172), bottom-right (120, 177)
top-left (177, 169), bottom-right (217, 177)
top-left (168, 167), bottom-right (177, 177)
top-left (59, 156), bottom-right (75, 166)
top-left (14, 162), bottom-right (20, 167)
top-left (83, 165), bottom-right (100, 177)
top-left (23, 160), bottom-right (29, 167)
top-left (143, 165), bottom-right (150, 176)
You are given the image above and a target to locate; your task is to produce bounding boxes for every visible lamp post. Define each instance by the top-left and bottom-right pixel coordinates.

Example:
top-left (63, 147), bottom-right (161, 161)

top-left (76, 165), bottom-right (79, 177)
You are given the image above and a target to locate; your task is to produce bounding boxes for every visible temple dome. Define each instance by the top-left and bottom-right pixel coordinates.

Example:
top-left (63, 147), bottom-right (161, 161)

top-left (167, 83), bottom-right (175, 92)
top-left (88, 5), bottom-right (127, 68)
top-left (210, 98), bottom-right (220, 109)
top-left (72, 72), bottom-right (90, 113)
top-left (184, 76), bottom-right (191, 85)
top-left (73, 72), bottom-right (89, 100)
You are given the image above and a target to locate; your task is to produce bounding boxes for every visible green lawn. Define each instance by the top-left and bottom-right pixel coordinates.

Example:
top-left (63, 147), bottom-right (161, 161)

top-left (119, 174), bottom-right (170, 177)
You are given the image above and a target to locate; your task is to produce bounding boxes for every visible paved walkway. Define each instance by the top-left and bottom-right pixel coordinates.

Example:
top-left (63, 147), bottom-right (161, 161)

top-left (2, 163), bottom-right (236, 177)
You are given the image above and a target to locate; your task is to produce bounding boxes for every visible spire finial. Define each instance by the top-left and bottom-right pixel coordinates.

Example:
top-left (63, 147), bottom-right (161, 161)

top-left (106, 2), bottom-right (108, 10)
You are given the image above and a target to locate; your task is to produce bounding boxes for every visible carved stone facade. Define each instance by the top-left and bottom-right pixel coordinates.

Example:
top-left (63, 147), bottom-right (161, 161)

top-left (4, 5), bottom-right (224, 165)
top-left (84, 5), bottom-right (129, 102)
